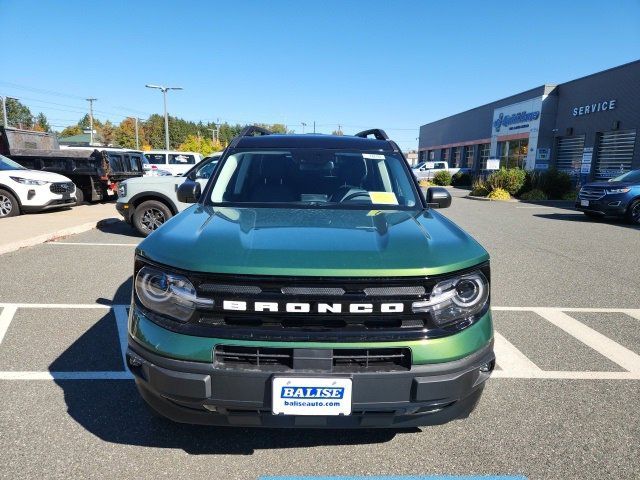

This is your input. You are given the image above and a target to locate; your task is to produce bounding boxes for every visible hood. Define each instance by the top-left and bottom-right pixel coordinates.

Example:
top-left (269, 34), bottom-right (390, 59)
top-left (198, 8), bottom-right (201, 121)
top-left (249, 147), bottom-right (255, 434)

top-left (138, 206), bottom-right (489, 277)
top-left (583, 180), bottom-right (637, 188)
top-left (9, 169), bottom-right (73, 183)
top-left (124, 175), bottom-right (182, 186)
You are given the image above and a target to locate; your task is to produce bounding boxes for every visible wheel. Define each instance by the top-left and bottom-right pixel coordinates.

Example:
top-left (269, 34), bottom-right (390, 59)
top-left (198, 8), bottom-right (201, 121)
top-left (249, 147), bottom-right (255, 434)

top-left (626, 199), bottom-right (640, 225)
top-left (0, 189), bottom-right (20, 218)
top-left (75, 185), bottom-right (85, 205)
top-left (133, 200), bottom-right (173, 236)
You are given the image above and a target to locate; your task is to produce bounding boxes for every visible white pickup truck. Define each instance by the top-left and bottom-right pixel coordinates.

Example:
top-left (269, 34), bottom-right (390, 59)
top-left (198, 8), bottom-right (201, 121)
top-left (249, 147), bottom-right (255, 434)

top-left (412, 161), bottom-right (462, 180)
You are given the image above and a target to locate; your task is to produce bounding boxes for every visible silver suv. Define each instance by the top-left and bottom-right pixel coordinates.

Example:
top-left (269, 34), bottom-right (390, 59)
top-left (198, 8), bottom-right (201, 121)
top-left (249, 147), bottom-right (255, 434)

top-left (116, 153), bottom-right (221, 236)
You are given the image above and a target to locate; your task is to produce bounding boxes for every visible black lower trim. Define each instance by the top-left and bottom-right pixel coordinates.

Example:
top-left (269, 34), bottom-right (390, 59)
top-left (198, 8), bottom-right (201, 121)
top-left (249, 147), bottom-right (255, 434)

top-left (116, 202), bottom-right (133, 222)
top-left (21, 197), bottom-right (76, 212)
top-left (127, 338), bottom-right (494, 428)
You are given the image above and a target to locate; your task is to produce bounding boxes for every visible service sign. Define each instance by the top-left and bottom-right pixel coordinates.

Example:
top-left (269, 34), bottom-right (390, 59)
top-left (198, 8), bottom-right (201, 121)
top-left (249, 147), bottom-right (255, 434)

top-left (486, 158), bottom-right (500, 170)
top-left (492, 97), bottom-right (543, 136)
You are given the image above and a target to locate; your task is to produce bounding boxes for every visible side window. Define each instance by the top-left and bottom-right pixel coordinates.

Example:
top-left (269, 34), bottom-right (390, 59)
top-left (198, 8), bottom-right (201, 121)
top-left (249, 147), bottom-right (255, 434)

top-left (435, 162), bottom-right (446, 169)
top-left (145, 153), bottom-right (166, 165)
top-left (169, 154), bottom-right (195, 165)
top-left (196, 161), bottom-right (218, 179)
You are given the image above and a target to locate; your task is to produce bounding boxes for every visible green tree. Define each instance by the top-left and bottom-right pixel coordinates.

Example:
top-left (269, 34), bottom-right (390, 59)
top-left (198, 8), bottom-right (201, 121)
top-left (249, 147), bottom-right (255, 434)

top-left (114, 118), bottom-right (144, 149)
top-left (99, 120), bottom-right (116, 146)
top-left (2, 98), bottom-right (33, 128)
top-left (33, 112), bottom-right (51, 132)
top-left (178, 134), bottom-right (222, 156)
top-left (59, 125), bottom-right (83, 137)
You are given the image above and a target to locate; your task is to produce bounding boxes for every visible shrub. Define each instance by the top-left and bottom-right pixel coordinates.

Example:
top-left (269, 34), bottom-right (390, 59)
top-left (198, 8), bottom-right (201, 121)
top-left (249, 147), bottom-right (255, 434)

top-left (519, 189), bottom-right (548, 201)
top-left (487, 188), bottom-right (511, 201)
top-left (470, 179), bottom-right (490, 197)
top-left (487, 168), bottom-right (526, 195)
top-left (523, 169), bottom-right (573, 199)
top-left (432, 170), bottom-right (452, 186)
top-left (418, 179), bottom-right (433, 188)
top-left (561, 190), bottom-right (578, 201)
top-left (451, 171), bottom-right (472, 187)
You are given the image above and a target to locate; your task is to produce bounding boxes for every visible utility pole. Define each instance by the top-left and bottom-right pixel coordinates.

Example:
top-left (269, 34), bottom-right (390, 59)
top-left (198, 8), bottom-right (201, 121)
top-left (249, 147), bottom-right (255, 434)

top-left (145, 84), bottom-right (183, 150)
top-left (313, 121), bottom-right (316, 134)
top-left (207, 128), bottom-right (216, 143)
top-left (86, 98), bottom-right (97, 145)
top-left (134, 117), bottom-right (140, 150)
top-left (301, 122), bottom-right (307, 134)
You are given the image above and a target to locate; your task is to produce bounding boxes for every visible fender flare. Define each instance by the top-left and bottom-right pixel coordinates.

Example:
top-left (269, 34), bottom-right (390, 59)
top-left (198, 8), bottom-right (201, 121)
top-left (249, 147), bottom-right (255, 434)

top-left (128, 191), bottom-right (179, 215)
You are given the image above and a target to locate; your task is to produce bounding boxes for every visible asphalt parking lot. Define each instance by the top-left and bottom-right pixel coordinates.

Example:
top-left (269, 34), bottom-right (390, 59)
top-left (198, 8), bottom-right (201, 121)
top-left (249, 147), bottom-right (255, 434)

top-left (1, 191), bottom-right (639, 479)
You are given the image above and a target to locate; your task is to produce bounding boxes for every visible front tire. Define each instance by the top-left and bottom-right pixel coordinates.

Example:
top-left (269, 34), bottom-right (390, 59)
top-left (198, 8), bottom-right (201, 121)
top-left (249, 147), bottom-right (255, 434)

top-left (0, 189), bottom-right (20, 218)
top-left (133, 200), bottom-right (173, 236)
top-left (626, 199), bottom-right (640, 225)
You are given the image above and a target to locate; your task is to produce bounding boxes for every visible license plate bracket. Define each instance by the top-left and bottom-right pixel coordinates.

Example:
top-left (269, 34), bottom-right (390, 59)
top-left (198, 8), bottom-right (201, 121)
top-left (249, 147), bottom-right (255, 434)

top-left (580, 199), bottom-right (589, 207)
top-left (272, 377), bottom-right (352, 416)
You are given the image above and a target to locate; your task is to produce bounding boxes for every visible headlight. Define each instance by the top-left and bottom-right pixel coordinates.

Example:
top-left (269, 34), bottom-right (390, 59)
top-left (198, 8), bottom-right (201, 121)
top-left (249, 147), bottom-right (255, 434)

top-left (135, 265), bottom-right (213, 322)
top-left (412, 271), bottom-right (489, 327)
top-left (606, 187), bottom-right (630, 194)
top-left (117, 183), bottom-right (127, 197)
top-left (10, 176), bottom-right (48, 186)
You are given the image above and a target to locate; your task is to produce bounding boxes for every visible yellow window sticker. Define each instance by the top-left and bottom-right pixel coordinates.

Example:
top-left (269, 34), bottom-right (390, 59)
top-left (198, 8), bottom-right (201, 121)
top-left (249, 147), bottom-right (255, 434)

top-left (369, 191), bottom-right (398, 205)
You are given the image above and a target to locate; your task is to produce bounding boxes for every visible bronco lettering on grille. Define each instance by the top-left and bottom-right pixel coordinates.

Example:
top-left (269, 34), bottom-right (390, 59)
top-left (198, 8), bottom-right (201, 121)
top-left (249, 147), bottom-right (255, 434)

top-left (221, 300), bottom-right (404, 314)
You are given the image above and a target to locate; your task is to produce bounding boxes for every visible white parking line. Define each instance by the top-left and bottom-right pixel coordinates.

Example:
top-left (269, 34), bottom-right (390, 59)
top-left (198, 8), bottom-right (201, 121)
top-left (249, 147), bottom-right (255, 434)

top-left (49, 242), bottom-right (138, 246)
top-left (0, 305), bottom-right (18, 344)
top-left (534, 308), bottom-right (640, 374)
top-left (0, 304), bottom-right (639, 381)
top-left (493, 332), bottom-right (541, 375)
top-left (0, 371), bottom-right (132, 380)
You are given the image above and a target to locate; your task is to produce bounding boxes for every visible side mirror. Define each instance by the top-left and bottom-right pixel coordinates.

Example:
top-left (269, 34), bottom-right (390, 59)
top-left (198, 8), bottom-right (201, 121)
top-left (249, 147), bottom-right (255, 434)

top-left (186, 171), bottom-right (197, 181)
top-left (426, 186), bottom-right (452, 209)
top-left (177, 180), bottom-right (201, 203)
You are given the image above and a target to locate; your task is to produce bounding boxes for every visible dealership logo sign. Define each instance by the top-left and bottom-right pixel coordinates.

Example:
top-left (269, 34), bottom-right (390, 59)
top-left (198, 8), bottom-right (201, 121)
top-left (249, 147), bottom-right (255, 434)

top-left (493, 110), bottom-right (540, 132)
top-left (572, 99), bottom-right (616, 116)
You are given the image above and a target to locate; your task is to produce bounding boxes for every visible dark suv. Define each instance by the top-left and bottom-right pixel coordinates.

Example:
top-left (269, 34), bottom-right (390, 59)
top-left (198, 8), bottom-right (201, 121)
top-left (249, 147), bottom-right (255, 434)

top-left (576, 169), bottom-right (640, 225)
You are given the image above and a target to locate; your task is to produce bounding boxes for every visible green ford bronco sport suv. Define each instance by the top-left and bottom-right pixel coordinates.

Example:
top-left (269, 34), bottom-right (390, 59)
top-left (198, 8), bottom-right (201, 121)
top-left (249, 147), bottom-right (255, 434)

top-left (127, 127), bottom-right (494, 428)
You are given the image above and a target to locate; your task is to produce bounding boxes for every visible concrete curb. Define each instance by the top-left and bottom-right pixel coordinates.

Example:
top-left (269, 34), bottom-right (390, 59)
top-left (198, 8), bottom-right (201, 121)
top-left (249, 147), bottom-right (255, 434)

top-left (0, 218), bottom-right (120, 256)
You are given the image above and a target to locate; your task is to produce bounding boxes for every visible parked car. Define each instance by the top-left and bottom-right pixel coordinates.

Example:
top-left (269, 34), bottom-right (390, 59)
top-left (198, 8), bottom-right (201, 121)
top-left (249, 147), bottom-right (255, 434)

top-left (413, 161), bottom-right (463, 180)
top-left (125, 126), bottom-right (494, 428)
top-left (0, 154), bottom-right (76, 218)
top-left (143, 150), bottom-right (203, 176)
top-left (576, 169), bottom-right (640, 224)
top-left (117, 152), bottom-right (221, 235)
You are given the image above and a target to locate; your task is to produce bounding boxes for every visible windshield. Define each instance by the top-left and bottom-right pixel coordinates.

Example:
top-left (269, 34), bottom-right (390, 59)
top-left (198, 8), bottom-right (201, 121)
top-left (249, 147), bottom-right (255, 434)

top-left (209, 149), bottom-right (420, 209)
top-left (609, 169), bottom-right (640, 183)
top-left (0, 155), bottom-right (26, 171)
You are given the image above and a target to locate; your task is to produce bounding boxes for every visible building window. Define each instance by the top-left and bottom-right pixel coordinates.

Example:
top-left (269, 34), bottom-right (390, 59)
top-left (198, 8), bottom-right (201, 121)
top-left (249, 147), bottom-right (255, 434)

top-left (429, 150), bottom-right (435, 161)
top-left (478, 143), bottom-right (490, 169)
top-left (498, 139), bottom-right (528, 169)
top-left (441, 148), bottom-right (449, 162)
top-left (464, 146), bottom-right (475, 168)
top-left (452, 147), bottom-right (461, 167)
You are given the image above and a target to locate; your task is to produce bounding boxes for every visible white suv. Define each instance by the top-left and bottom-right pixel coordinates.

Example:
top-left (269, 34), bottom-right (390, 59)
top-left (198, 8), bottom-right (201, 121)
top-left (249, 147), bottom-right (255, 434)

top-left (0, 154), bottom-right (77, 218)
top-left (117, 153), bottom-right (220, 235)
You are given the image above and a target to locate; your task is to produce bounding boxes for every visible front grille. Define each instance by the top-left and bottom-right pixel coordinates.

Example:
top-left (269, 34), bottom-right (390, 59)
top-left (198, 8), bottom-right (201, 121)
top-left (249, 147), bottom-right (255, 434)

top-left (214, 345), bottom-right (411, 372)
top-left (579, 187), bottom-right (606, 201)
top-left (50, 182), bottom-right (75, 194)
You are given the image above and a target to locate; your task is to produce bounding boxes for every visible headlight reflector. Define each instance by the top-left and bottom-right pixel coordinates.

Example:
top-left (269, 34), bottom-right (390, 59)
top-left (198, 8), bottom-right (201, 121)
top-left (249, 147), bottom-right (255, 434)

top-left (412, 271), bottom-right (489, 327)
top-left (135, 266), bottom-right (212, 322)
top-left (10, 176), bottom-right (48, 186)
top-left (606, 187), bottom-right (630, 194)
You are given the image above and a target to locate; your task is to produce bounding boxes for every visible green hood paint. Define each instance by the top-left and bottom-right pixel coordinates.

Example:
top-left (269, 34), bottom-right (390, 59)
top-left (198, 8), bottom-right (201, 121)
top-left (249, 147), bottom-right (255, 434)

top-left (137, 206), bottom-right (489, 276)
top-left (130, 308), bottom-right (493, 364)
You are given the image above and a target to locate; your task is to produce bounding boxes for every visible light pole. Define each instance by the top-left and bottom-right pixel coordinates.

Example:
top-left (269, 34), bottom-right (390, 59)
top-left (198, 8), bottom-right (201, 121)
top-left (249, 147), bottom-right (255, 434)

top-left (207, 127), bottom-right (217, 143)
top-left (145, 84), bottom-right (183, 150)
top-left (301, 122), bottom-right (307, 134)
top-left (1, 95), bottom-right (19, 128)
top-left (86, 98), bottom-right (97, 145)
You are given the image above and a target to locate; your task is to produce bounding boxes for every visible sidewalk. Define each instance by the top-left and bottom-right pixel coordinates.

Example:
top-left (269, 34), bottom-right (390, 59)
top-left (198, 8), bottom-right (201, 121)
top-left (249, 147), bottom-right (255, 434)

top-left (0, 203), bottom-right (119, 255)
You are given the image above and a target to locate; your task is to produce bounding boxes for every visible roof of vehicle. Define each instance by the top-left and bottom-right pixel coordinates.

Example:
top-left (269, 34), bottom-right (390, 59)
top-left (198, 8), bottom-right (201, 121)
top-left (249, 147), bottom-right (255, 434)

top-left (234, 133), bottom-right (397, 151)
top-left (144, 150), bottom-right (202, 155)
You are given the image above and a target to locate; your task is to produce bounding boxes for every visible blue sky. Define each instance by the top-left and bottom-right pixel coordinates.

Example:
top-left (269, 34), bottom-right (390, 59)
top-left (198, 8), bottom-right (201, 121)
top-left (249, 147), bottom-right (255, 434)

top-left (1, 0), bottom-right (639, 150)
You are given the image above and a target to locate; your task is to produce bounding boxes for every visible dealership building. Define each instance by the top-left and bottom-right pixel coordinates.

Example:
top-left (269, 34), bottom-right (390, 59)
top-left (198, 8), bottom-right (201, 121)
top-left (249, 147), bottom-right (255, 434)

top-left (418, 60), bottom-right (640, 180)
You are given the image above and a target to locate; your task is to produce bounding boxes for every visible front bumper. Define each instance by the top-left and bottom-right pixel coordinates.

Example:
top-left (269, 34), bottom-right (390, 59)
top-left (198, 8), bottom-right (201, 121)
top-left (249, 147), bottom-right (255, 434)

top-left (116, 201), bottom-right (133, 222)
top-left (575, 198), bottom-right (628, 217)
top-left (21, 196), bottom-right (76, 212)
top-left (127, 335), bottom-right (494, 428)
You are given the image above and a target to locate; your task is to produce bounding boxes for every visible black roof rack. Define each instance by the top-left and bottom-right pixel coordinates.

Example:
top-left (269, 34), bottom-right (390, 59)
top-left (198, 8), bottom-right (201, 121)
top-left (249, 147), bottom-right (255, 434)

top-left (229, 125), bottom-right (272, 148)
top-left (353, 129), bottom-right (390, 141)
